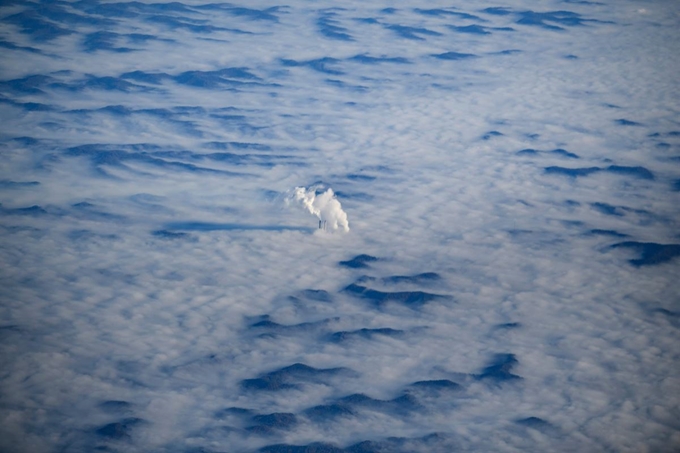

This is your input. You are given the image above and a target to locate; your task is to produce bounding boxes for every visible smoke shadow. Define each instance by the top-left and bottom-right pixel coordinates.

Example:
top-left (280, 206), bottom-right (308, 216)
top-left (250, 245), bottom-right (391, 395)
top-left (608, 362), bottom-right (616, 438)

top-left (164, 222), bottom-right (315, 232)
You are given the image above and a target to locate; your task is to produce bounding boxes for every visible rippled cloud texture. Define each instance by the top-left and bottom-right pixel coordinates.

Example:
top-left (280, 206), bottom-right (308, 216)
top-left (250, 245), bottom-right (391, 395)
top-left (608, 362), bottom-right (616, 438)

top-left (1, 1), bottom-right (679, 452)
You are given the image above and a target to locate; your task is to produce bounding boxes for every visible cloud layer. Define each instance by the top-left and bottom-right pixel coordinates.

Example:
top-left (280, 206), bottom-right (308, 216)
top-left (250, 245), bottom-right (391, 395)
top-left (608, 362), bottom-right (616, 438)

top-left (0, 1), bottom-right (679, 452)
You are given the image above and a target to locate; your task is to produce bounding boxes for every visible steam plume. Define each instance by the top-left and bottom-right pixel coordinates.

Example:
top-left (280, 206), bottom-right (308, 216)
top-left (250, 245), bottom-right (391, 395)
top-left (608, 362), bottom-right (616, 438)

top-left (290, 186), bottom-right (350, 232)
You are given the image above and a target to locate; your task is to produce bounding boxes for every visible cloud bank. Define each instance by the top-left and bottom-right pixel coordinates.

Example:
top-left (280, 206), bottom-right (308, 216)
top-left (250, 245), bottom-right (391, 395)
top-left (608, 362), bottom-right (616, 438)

top-left (0, 0), bottom-right (679, 452)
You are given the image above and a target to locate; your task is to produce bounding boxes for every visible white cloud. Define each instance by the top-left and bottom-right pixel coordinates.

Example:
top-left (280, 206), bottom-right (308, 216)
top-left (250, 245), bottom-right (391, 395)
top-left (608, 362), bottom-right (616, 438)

top-left (289, 186), bottom-right (350, 232)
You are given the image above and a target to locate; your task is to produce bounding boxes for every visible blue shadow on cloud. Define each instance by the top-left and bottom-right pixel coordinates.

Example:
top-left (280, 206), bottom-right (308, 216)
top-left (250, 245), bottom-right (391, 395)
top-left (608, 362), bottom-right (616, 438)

top-left (0, 97), bottom-right (52, 111)
top-left (354, 17), bottom-right (379, 24)
top-left (448, 24), bottom-right (491, 34)
top-left (343, 283), bottom-right (446, 308)
top-left (653, 309), bottom-right (680, 326)
top-left (481, 8), bottom-right (603, 29)
top-left (338, 392), bottom-right (419, 412)
top-left (518, 148), bottom-right (579, 158)
top-left (324, 79), bottom-right (368, 92)
top-left (333, 190), bottom-right (374, 201)
top-left (590, 202), bottom-right (624, 216)
top-left (385, 24), bottom-right (443, 40)
top-left (92, 104), bottom-right (134, 116)
top-left (673, 180), bottom-right (680, 191)
top-left (610, 242), bottom-right (680, 266)
top-left (349, 54), bottom-right (410, 64)
top-left (127, 33), bottom-right (161, 44)
top-left (143, 15), bottom-right (239, 34)
top-left (516, 417), bottom-right (552, 429)
top-left (303, 403), bottom-right (356, 421)
top-left (4, 10), bottom-right (74, 42)
top-left (299, 289), bottom-right (333, 302)
top-left (448, 25), bottom-right (515, 35)
top-left (0, 39), bottom-right (41, 53)
top-left (150, 149), bottom-right (295, 168)
top-left (406, 379), bottom-right (462, 396)
top-left (81, 76), bottom-right (150, 92)
top-left (152, 230), bottom-right (190, 239)
top-left (0, 180), bottom-right (40, 188)
top-left (563, 0), bottom-right (604, 4)
top-left (339, 254), bottom-right (379, 268)
top-left (121, 67), bottom-right (267, 89)
top-left (615, 118), bottom-right (642, 126)
top-left (302, 393), bottom-right (419, 424)
top-left (99, 400), bottom-right (133, 413)
top-left (317, 12), bottom-right (353, 41)
top-left (242, 363), bottom-right (354, 392)
top-left (516, 11), bottom-right (583, 30)
top-left (606, 165), bottom-right (654, 179)
top-left (173, 67), bottom-right (264, 89)
top-left (494, 322), bottom-right (522, 329)
top-left (550, 148), bottom-right (579, 158)
top-left (281, 57), bottom-right (344, 75)
top-left (0, 74), bottom-right (53, 95)
top-left (247, 413), bottom-right (298, 434)
top-left (383, 272), bottom-right (442, 284)
top-left (496, 49), bottom-right (522, 55)
top-left (482, 130), bottom-right (503, 140)
top-left (481, 7), bottom-right (512, 16)
top-left (517, 148), bottom-right (539, 156)
top-left (588, 229), bottom-right (629, 238)
top-left (432, 51), bottom-right (476, 60)
top-left (545, 166), bottom-right (600, 177)
top-left (347, 434), bottom-right (451, 452)
top-left (329, 327), bottom-right (404, 343)
top-left (83, 31), bottom-right (134, 53)
top-left (195, 4), bottom-right (281, 22)
top-left (250, 317), bottom-right (332, 335)
top-left (120, 70), bottom-right (170, 85)
top-left (214, 406), bottom-right (253, 420)
top-left (204, 141), bottom-right (272, 151)
top-left (65, 145), bottom-right (248, 175)
top-left (95, 417), bottom-right (145, 440)
top-left (164, 222), bottom-right (315, 233)
top-left (346, 173), bottom-right (376, 181)
top-left (81, 1), bottom-right (191, 16)
top-left (476, 353), bottom-right (522, 382)
top-left (260, 442), bottom-right (343, 453)
top-left (71, 202), bottom-right (126, 221)
top-left (260, 433), bottom-right (450, 452)
top-left (241, 378), bottom-right (297, 392)
top-left (414, 8), bottom-right (481, 20)
top-left (545, 165), bottom-right (654, 179)
top-left (0, 205), bottom-right (48, 216)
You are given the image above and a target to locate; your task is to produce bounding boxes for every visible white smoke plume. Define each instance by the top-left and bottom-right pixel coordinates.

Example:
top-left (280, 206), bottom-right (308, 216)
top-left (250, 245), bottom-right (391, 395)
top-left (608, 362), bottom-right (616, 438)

top-left (290, 186), bottom-right (350, 232)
